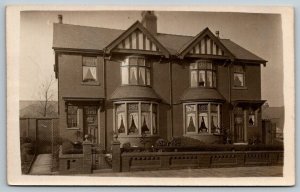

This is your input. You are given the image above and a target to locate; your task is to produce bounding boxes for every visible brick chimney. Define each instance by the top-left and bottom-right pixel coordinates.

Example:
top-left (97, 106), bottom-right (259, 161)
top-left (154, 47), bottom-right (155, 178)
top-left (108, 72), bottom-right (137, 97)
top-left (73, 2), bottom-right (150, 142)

top-left (141, 11), bottom-right (157, 35)
top-left (58, 14), bottom-right (63, 24)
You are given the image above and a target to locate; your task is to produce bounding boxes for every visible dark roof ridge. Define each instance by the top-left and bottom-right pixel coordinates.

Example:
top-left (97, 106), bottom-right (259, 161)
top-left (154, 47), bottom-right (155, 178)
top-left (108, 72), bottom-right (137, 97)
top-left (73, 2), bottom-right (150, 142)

top-left (156, 32), bottom-right (193, 38)
top-left (54, 22), bottom-right (125, 32)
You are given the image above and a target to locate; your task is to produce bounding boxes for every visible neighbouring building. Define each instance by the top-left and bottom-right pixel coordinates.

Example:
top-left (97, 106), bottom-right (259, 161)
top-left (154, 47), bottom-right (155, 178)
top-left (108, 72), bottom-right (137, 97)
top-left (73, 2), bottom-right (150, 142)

top-left (52, 11), bottom-right (267, 150)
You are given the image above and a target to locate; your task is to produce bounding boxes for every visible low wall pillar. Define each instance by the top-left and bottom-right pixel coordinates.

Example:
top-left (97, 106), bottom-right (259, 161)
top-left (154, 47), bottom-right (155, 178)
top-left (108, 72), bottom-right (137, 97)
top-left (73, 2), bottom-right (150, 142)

top-left (112, 140), bottom-right (121, 172)
top-left (82, 140), bottom-right (93, 174)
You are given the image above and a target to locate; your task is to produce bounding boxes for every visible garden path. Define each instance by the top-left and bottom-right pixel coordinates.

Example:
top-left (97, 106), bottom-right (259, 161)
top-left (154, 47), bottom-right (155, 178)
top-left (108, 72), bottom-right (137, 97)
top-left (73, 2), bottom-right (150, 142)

top-left (29, 154), bottom-right (52, 175)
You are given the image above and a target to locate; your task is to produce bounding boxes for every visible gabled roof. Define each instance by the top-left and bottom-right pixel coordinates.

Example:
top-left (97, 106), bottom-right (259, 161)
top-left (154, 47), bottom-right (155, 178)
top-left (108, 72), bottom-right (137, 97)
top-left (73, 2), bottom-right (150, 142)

top-left (53, 23), bottom-right (123, 51)
top-left (220, 39), bottom-right (267, 63)
top-left (105, 21), bottom-right (170, 58)
top-left (53, 22), bottom-right (266, 63)
top-left (177, 27), bottom-right (235, 59)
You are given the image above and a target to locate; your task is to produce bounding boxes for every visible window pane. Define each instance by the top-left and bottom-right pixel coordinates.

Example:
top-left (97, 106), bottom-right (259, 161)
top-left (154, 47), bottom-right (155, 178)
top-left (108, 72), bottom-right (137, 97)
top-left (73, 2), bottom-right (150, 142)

top-left (117, 112), bottom-right (126, 134)
top-left (141, 112), bottom-right (150, 134)
top-left (127, 103), bottom-right (139, 135)
top-left (121, 67), bottom-right (128, 84)
top-left (137, 58), bottom-right (145, 66)
top-left (198, 104), bottom-right (208, 112)
top-left (211, 114), bottom-right (218, 133)
top-left (207, 71), bottom-right (212, 87)
top-left (121, 61), bottom-right (127, 67)
top-left (83, 66), bottom-right (97, 82)
top-left (249, 114), bottom-right (255, 126)
top-left (129, 57), bottom-right (138, 65)
top-left (198, 62), bottom-right (206, 69)
top-left (234, 73), bottom-right (244, 87)
top-left (198, 70), bottom-right (206, 87)
top-left (186, 104), bottom-right (196, 133)
top-left (190, 71), bottom-right (197, 87)
top-left (211, 104), bottom-right (218, 112)
top-left (199, 113), bottom-right (208, 133)
top-left (234, 65), bottom-right (244, 73)
top-left (67, 106), bottom-right (78, 127)
top-left (116, 104), bottom-right (126, 134)
top-left (206, 62), bottom-right (212, 69)
top-left (146, 68), bottom-right (151, 85)
top-left (83, 57), bottom-right (96, 67)
top-left (139, 67), bottom-right (146, 85)
top-left (190, 63), bottom-right (197, 69)
top-left (129, 67), bottom-right (138, 84)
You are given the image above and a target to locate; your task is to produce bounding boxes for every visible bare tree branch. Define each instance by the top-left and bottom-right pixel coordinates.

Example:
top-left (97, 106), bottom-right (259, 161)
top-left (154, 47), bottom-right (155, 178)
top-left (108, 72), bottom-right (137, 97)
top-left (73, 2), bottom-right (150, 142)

top-left (38, 75), bottom-right (56, 117)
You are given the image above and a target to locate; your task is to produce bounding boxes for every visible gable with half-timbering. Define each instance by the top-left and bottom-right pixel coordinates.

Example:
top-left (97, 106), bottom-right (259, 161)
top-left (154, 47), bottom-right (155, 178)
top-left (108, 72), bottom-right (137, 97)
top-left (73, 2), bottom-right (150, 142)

top-left (188, 35), bottom-right (225, 56)
top-left (116, 28), bottom-right (160, 52)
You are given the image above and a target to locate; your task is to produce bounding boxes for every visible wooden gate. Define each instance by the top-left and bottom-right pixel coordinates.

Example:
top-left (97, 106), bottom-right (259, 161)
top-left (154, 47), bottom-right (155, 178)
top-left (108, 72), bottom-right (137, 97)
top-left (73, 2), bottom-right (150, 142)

top-left (37, 119), bottom-right (53, 154)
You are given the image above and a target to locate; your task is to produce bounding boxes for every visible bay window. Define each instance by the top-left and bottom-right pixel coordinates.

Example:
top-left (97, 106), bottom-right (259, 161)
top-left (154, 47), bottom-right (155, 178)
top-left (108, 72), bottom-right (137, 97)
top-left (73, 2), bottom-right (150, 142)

top-left (114, 101), bottom-right (158, 136)
top-left (190, 60), bottom-right (217, 88)
top-left (184, 103), bottom-right (221, 134)
top-left (121, 56), bottom-right (151, 86)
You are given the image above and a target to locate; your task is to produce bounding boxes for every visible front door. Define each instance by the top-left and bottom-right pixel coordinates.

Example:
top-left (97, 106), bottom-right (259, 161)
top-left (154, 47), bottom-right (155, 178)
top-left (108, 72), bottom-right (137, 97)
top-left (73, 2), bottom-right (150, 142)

top-left (234, 114), bottom-right (245, 143)
top-left (83, 106), bottom-right (98, 143)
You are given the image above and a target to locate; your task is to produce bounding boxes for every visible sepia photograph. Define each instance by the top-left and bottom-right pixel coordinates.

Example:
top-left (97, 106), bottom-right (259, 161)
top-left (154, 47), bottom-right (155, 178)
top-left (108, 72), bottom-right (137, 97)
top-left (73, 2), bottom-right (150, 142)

top-left (6, 5), bottom-right (295, 186)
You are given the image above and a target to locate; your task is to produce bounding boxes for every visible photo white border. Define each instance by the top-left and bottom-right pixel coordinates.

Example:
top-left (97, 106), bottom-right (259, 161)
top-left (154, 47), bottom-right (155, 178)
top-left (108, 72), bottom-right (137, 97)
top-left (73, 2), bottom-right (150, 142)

top-left (6, 5), bottom-right (295, 186)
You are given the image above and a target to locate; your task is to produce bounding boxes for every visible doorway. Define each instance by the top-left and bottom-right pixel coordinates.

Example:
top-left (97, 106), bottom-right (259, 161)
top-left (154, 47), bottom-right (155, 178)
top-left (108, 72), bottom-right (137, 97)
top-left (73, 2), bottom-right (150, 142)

top-left (234, 113), bottom-right (245, 143)
top-left (83, 106), bottom-right (98, 143)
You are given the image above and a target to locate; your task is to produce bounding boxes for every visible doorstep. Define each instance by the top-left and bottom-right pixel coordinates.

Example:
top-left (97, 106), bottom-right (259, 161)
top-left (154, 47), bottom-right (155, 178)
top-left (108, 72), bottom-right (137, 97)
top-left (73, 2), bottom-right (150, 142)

top-left (233, 142), bottom-right (248, 145)
top-left (92, 168), bottom-right (113, 174)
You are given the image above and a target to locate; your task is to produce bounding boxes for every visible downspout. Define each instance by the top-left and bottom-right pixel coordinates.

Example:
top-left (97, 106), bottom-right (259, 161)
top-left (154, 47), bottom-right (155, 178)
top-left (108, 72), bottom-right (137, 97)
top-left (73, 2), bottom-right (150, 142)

top-left (228, 59), bottom-right (233, 143)
top-left (169, 59), bottom-right (173, 139)
top-left (102, 49), bottom-right (107, 150)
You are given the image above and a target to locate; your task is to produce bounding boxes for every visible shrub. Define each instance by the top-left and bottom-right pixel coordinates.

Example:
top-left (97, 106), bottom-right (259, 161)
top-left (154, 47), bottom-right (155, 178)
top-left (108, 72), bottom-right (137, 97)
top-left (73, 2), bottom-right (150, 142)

top-left (61, 141), bottom-right (83, 154)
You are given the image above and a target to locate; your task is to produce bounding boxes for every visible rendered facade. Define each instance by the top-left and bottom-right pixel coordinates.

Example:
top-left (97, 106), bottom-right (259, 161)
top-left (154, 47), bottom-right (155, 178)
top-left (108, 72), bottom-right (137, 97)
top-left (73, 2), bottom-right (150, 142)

top-left (53, 11), bottom-right (267, 150)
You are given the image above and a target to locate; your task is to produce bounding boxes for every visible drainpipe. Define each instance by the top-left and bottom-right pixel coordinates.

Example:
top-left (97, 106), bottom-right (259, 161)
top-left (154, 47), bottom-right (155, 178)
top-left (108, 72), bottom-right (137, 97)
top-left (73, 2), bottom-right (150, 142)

top-left (228, 60), bottom-right (233, 142)
top-left (102, 49), bottom-right (107, 150)
top-left (169, 60), bottom-right (173, 139)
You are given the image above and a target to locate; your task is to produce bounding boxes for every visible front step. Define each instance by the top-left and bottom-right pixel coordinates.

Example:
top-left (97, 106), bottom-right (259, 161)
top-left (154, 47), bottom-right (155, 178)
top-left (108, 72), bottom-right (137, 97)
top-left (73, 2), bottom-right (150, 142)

top-left (92, 168), bottom-right (113, 174)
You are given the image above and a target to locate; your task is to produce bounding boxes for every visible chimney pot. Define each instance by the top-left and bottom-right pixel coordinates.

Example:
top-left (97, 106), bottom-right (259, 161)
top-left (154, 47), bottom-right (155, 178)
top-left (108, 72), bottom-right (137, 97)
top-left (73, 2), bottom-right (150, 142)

top-left (58, 15), bottom-right (63, 24)
top-left (215, 31), bottom-right (220, 38)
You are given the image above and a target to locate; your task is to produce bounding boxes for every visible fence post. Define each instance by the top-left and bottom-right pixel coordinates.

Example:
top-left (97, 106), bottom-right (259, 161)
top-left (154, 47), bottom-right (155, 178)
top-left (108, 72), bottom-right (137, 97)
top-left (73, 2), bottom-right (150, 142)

top-left (82, 140), bottom-right (93, 174)
top-left (112, 140), bottom-right (121, 172)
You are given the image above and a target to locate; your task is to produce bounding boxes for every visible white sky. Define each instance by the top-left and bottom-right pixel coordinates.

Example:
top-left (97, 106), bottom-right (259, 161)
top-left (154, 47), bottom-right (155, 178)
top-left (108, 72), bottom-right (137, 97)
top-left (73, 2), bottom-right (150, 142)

top-left (20, 11), bottom-right (283, 107)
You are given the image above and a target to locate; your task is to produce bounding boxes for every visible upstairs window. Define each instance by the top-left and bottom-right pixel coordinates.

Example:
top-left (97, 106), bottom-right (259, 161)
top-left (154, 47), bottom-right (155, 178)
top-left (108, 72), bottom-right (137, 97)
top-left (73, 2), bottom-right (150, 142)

top-left (82, 56), bottom-right (98, 84)
top-left (121, 56), bottom-right (151, 86)
top-left (190, 60), bottom-right (217, 88)
top-left (233, 65), bottom-right (245, 88)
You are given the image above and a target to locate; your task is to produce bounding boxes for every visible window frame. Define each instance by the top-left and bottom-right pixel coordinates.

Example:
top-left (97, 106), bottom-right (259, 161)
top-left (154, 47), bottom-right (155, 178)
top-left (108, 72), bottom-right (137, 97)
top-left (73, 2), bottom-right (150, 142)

top-left (183, 102), bottom-right (221, 135)
top-left (233, 65), bottom-right (246, 89)
top-left (189, 60), bottom-right (217, 88)
top-left (120, 56), bottom-right (151, 86)
top-left (113, 101), bottom-right (159, 137)
top-left (81, 56), bottom-right (100, 86)
top-left (248, 109), bottom-right (257, 127)
top-left (66, 105), bottom-right (79, 129)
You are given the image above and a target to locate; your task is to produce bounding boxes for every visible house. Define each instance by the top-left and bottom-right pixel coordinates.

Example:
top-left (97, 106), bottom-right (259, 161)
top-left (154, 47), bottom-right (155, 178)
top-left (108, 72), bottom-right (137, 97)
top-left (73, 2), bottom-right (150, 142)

top-left (262, 106), bottom-right (284, 141)
top-left (52, 11), bottom-right (267, 150)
